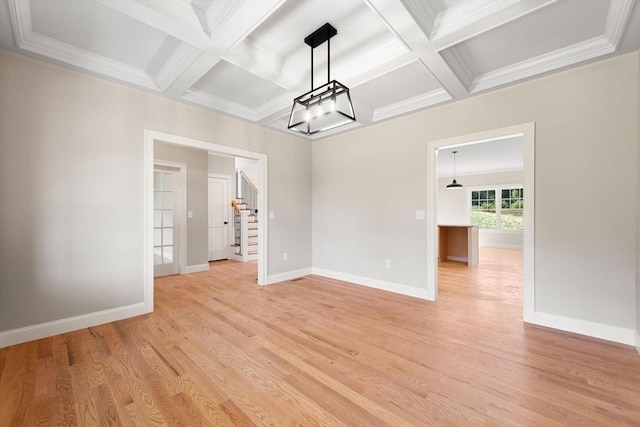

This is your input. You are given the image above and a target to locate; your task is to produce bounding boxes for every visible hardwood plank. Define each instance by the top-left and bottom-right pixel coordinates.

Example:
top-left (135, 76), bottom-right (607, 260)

top-left (1, 250), bottom-right (639, 426)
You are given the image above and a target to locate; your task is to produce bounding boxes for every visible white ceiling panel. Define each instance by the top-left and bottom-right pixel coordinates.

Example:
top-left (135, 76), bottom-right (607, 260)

top-left (0, 0), bottom-right (637, 140)
top-left (351, 61), bottom-right (443, 109)
top-left (446, 0), bottom-right (611, 76)
top-left (247, 0), bottom-right (408, 88)
top-left (192, 60), bottom-right (285, 109)
top-left (30, 0), bottom-right (174, 70)
top-left (438, 136), bottom-right (524, 177)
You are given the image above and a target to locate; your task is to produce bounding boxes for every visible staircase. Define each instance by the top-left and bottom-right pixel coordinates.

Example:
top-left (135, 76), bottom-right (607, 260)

top-left (230, 170), bottom-right (258, 262)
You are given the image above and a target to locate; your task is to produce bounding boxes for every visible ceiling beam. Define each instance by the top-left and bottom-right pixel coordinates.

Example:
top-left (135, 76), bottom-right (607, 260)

top-left (366, 0), bottom-right (468, 99)
top-left (164, 0), bottom-right (287, 97)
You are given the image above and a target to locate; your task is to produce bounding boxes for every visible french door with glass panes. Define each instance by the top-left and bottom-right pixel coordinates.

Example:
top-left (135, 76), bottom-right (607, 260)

top-left (154, 168), bottom-right (180, 277)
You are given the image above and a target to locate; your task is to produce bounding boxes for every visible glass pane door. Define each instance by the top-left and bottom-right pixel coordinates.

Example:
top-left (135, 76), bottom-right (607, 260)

top-left (154, 169), bottom-right (179, 276)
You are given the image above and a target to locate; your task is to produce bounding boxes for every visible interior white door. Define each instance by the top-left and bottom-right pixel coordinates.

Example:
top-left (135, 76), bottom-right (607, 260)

top-left (208, 176), bottom-right (229, 261)
top-left (154, 168), bottom-right (180, 277)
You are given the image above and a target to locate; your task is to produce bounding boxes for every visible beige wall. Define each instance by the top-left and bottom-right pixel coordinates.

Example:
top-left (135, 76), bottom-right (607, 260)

top-left (208, 154), bottom-right (235, 177)
top-left (313, 51), bottom-right (640, 330)
top-left (0, 50), bottom-right (312, 333)
top-left (155, 142), bottom-right (209, 267)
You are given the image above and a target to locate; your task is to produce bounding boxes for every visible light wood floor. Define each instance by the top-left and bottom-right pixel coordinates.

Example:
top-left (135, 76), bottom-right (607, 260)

top-left (1, 248), bottom-right (639, 426)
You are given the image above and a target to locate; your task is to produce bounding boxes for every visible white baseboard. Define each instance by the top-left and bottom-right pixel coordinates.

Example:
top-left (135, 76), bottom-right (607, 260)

top-left (311, 267), bottom-right (429, 300)
top-left (533, 311), bottom-right (635, 346)
top-left (446, 256), bottom-right (468, 262)
top-left (185, 263), bottom-right (210, 274)
top-left (266, 268), bottom-right (313, 285)
top-left (635, 331), bottom-right (640, 354)
top-left (0, 302), bottom-right (150, 349)
top-left (479, 244), bottom-right (523, 250)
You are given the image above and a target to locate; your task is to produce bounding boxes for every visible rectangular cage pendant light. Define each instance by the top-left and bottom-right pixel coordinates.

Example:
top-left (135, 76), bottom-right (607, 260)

top-left (288, 23), bottom-right (356, 135)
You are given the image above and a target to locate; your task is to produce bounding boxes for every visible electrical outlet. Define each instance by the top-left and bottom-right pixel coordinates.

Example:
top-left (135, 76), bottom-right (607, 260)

top-left (283, 252), bottom-right (288, 261)
top-left (269, 210), bottom-right (275, 219)
top-left (415, 210), bottom-right (425, 220)
top-left (385, 259), bottom-right (391, 268)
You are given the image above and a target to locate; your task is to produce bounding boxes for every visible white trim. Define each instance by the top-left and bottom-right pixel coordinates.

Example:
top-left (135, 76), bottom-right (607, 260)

top-left (635, 331), bottom-right (640, 354)
top-left (185, 263), bottom-right (210, 274)
top-left (469, 36), bottom-right (614, 94)
top-left (144, 130), bottom-right (268, 291)
top-left (373, 89), bottom-right (451, 122)
top-left (603, 0), bottom-right (636, 48)
top-left (479, 243), bottom-right (523, 250)
top-left (154, 43), bottom-right (202, 92)
top-left (181, 89), bottom-right (255, 121)
top-left (533, 311), bottom-right (635, 346)
top-left (312, 268), bottom-right (430, 300)
top-left (154, 160), bottom-right (187, 275)
top-left (427, 123), bottom-right (535, 321)
top-left (0, 303), bottom-right (148, 349)
top-left (267, 268), bottom-right (313, 285)
top-left (446, 256), bottom-right (468, 263)
top-left (7, 0), bottom-right (157, 90)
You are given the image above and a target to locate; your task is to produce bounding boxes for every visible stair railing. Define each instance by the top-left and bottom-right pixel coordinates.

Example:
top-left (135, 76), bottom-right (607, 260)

top-left (237, 170), bottom-right (258, 214)
top-left (232, 171), bottom-right (259, 262)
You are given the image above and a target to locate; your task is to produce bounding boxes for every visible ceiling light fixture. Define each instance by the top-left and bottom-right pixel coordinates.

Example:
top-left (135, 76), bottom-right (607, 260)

top-left (447, 150), bottom-right (463, 189)
top-left (288, 23), bottom-right (356, 135)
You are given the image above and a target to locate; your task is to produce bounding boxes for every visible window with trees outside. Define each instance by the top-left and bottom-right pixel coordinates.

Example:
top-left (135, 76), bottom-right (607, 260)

top-left (471, 187), bottom-right (523, 230)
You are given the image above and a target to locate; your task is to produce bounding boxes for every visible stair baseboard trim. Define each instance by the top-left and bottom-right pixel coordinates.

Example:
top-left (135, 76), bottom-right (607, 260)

top-left (185, 263), bottom-right (210, 274)
top-left (0, 302), bottom-right (149, 348)
top-left (311, 268), bottom-right (429, 300)
top-left (532, 311), bottom-right (635, 346)
top-left (266, 268), bottom-right (313, 285)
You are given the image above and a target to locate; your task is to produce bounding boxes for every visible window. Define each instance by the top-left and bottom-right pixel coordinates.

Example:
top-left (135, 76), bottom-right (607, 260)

top-left (471, 187), bottom-right (523, 230)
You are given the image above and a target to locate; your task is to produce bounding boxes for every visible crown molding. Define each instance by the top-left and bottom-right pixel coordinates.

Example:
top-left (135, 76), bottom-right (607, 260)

top-left (439, 46), bottom-right (474, 91)
top-left (253, 92), bottom-right (296, 123)
top-left (232, 39), bottom-right (303, 92)
top-left (431, 0), bottom-right (515, 40)
top-left (603, 0), bottom-right (636, 47)
top-left (181, 89), bottom-right (255, 121)
top-left (154, 43), bottom-right (203, 92)
top-left (8, 0), bottom-right (156, 89)
top-left (469, 36), bottom-right (615, 94)
top-left (398, 0), bottom-right (437, 40)
top-left (206, 0), bottom-right (285, 49)
top-left (341, 37), bottom-right (411, 83)
top-left (429, 0), bottom-right (558, 51)
top-left (96, 0), bottom-right (212, 49)
top-left (373, 88), bottom-right (451, 122)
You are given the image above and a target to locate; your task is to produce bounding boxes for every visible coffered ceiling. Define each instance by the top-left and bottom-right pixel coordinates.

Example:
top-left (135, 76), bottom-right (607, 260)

top-left (1, 0), bottom-right (638, 140)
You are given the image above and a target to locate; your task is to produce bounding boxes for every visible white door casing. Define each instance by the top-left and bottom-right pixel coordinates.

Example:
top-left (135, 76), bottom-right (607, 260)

top-left (426, 123), bottom-right (535, 323)
top-left (144, 129), bottom-right (268, 318)
top-left (208, 175), bottom-right (229, 261)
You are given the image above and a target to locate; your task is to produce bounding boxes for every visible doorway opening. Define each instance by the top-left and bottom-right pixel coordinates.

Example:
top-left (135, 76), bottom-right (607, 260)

top-left (144, 130), bottom-right (268, 312)
top-left (426, 123), bottom-right (535, 323)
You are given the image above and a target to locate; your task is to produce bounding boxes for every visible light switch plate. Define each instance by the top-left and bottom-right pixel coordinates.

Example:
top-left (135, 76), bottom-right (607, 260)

top-left (415, 210), bottom-right (425, 220)
top-left (187, 211), bottom-right (193, 218)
